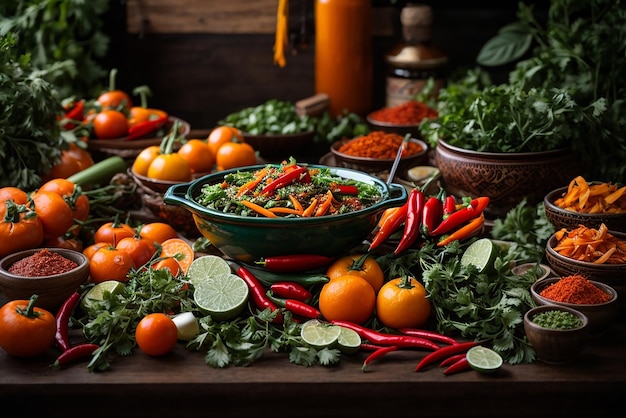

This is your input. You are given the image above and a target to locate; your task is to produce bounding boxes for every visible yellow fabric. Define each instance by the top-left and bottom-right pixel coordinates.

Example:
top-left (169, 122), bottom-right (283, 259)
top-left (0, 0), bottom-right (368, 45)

top-left (274, 0), bottom-right (288, 67)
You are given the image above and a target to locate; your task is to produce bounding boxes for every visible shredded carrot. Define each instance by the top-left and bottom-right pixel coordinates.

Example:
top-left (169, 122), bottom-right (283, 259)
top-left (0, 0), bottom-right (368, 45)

top-left (273, 0), bottom-right (289, 68)
top-left (302, 198), bottom-right (318, 217)
top-left (314, 190), bottom-right (335, 217)
top-left (240, 200), bottom-right (277, 218)
top-left (337, 131), bottom-right (423, 159)
top-left (236, 168), bottom-right (268, 197)
top-left (288, 194), bottom-right (303, 214)
top-left (551, 223), bottom-right (626, 264)
top-left (269, 207), bottom-right (302, 215)
top-left (554, 176), bottom-right (626, 214)
top-left (368, 100), bottom-right (438, 125)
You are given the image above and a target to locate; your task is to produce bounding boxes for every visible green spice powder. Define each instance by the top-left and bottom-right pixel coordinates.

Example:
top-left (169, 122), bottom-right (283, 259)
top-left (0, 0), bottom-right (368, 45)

top-left (532, 310), bottom-right (583, 330)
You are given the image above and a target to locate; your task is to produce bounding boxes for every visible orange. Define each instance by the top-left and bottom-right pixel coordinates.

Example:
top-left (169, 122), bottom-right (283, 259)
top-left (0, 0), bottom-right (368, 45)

top-left (375, 276), bottom-right (431, 329)
top-left (326, 253), bottom-right (384, 293)
top-left (215, 141), bottom-right (257, 171)
top-left (139, 222), bottom-right (178, 245)
top-left (160, 238), bottom-right (195, 274)
top-left (318, 274), bottom-right (376, 325)
top-left (177, 139), bottom-right (215, 173)
top-left (207, 125), bottom-right (243, 156)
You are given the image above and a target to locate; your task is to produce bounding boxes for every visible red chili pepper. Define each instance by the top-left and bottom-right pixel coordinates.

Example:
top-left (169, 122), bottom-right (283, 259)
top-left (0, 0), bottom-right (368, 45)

top-left (443, 357), bottom-right (471, 375)
top-left (331, 184), bottom-right (359, 195)
top-left (437, 213), bottom-right (485, 247)
top-left (439, 353), bottom-right (467, 367)
top-left (429, 196), bottom-right (489, 236)
top-left (368, 202), bottom-right (408, 251)
top-left (266, 291), bottom-right (321, 319)
top-left (362, 345), bottom-right (398, 372)
top-left (394, 188), bottom-right (425, 255)
top-left (255, 254), bottom-right (335, 273)
top-left (269, 282), bottom-right (312, 301)
top-left (55, 291), bottom-right (81, 352)
top-left (61, 100), bottom-right (85, 130)
top-left (126, 115), bottom-right (168, 141)
top-left (261, 165), bottom-right (308, 195)
top-left (236, 265), bottom-right (283, 324)
top-left (422, 195), bottom-right (443, 236)
top-left (360, 343), bottom-right (387, 351)
top-left (443, 194), bottom-right (456, 216)
top-left (50, 343), bottom-right (100, 368)
top-left (415, 340), bottom-right (480, 372)
top-left (330, 320), bottom-right (440, 351)
top-left (397, 328), bottom-right (459, 346)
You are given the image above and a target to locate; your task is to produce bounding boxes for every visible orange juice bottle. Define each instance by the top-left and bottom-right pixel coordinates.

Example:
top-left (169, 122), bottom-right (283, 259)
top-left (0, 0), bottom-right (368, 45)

top-left (315, 0), bottom-right (372, 117)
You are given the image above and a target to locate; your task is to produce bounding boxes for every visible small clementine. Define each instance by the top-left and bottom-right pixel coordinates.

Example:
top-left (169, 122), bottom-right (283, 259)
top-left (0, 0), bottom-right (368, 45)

top-left (318, 274), bottom-right (376, 325)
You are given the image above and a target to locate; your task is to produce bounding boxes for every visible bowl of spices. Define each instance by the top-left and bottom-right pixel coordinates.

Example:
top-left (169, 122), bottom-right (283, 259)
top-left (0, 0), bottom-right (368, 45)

top-left (0, 248), bottom-right (89, 311)
top-left (366, 100), bottom-right (438, 138)
top-left (330, 131), bottom-right (428, 177)
top-left (530, 275), bottom-right (619, 335)
top-left (523, 305), bottom-right (590, 364)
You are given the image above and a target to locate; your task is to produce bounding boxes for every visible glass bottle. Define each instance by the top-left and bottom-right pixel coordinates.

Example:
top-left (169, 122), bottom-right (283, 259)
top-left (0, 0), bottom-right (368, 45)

top-left (315, 0), bottom-right (373, 117)
top-left (385, 4), bottom-right (448, 108)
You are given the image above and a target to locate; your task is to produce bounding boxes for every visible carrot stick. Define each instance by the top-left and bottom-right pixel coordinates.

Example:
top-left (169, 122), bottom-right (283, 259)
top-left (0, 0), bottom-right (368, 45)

top-left (240, 200), bottom-right (277, 218)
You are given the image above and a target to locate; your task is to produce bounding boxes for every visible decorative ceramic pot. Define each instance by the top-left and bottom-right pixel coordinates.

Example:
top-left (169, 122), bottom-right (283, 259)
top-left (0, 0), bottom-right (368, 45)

top-left (435, 139), bottom-right (581, 217)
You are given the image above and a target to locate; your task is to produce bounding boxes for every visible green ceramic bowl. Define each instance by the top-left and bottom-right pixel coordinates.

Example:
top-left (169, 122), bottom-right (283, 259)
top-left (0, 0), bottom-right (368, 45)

top-left (163, 164), bottom-right (408, 263)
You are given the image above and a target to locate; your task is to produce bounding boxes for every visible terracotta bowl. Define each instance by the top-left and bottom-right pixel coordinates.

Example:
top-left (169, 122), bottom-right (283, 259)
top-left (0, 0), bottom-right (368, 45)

top-left (544, 186), bottom-right (626, 232)
top-left (434, 140), bottom-right (581, 217)
top-left (524, 305), bottom-right (590, 364)
top-left (242, 130), bottom-right (315, 161)
top-left (0, 248), bottom-right (90, 312)
top-left (530, 277), bottom-right (619, 335)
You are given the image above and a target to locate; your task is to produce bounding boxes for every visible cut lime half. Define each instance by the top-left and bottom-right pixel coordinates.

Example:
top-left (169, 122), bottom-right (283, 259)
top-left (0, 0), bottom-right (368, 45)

top-left (461, 238), bottom-right (499, 273)
top-left (188, 255), bottom-right (232, 287)
top-left (300, 319), bottom-right (342, 349)
top-left (466, 345), bottom-right (503, 374)
top-left (81, 280), bottom-right (125, 312)
top-left (193, 273), bottom-right (249, 321)
top-left (337, 326), bottom-right (361, 354)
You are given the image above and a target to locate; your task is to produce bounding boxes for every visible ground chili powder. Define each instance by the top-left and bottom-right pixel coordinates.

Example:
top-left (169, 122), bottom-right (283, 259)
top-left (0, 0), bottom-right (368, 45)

top-left (8, 249), bottom-right (78, 277)
top-left (539, 274), bottom-right (612, 304)
top-left (338, 131), bottom-right (423, 159)
top-left (368, 100), bottom-right (438, 125)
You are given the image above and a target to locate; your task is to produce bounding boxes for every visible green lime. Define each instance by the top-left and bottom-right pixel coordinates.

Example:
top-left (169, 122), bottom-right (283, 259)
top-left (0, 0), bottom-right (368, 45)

top-left (460, 238), bottom-right (499, 273)
top-left (337, 326), bottom-right (361, 354)
top-left (187, 255), bottom-right (232, 287)
top-left (81, 280), bottom-right (125, 312)
top-left (300, 319), bottom-right (342, 349)
top-left (466, 345), bottom-right (503, 374)
top-left (193, 273), bottom-right (249, 321)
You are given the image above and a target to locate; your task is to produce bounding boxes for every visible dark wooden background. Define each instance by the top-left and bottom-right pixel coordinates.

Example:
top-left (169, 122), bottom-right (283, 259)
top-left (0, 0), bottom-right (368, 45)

top-left (102, 1), bottom-right (549, 131)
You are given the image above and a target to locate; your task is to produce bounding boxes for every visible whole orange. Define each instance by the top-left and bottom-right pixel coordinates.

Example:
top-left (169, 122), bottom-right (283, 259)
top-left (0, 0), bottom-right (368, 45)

top-left (207, 126), bottom-right (243, 156)
top-left (376, 276), bottom-right (431, 329)
top-left (178, 139), bottom-right (215, 173)
top-left (326, 253), bottom-right (384, 293)
top-left (215, 141), bottom-right (257, 171)
top-left (318, 274), bottom-right (376, 324)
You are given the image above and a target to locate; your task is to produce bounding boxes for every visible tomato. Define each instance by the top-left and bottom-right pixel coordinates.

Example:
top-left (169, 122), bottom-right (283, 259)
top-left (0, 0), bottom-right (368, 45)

top-left (43, 143), bottom-right (95, 181)
top-left (89, 246), bottom-right (136, 284)
top-left (93, 110), bottom-right (129, 139)
top-left (151, 256), bottom-right (181, 276)
top-left (135, 313), bottom-right (178, 356)
top-left (207, 126), bottom-right (243, 156)
top-left (139, 222), bottom-right (178, 245)
top-left (93, 220), bottom-right (135, 246)
top-left (0, 295), bottom-right (56, 357)
top-left (116, 235), bottom-right (156, 268)
top-left (0, 187), bottom-right (28, 205)
top-left (147, 153), bottom-right (192, 182)
top-left (43, 233), bottom-right (83, 252)
top-left (97, 89), bottom-right (132, 110)
top-left (82, 242), bottom-right (109, 260)
top-left (326, 253), bottom-right (384, 293)
top-left (215, 141), bottom-right (257, 171)
top-left (178, 139), bottom-right (215, 173)
top-left (132, 145), bottom-right (161, 176)
top-left (38, 178), bottom-right (90, 223)
top-left (376, 276), bottom-right (431, 329)
top-left (31, 190), bottom-right (75, 240)
top-left (0, 201), bottom-right (44, 258)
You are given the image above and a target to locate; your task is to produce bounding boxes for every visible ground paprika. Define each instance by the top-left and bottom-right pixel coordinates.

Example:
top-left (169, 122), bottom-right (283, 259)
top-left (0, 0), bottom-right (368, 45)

top-left (539, 275), bottom-right (612, 304)
top-left (8, 249), bottom-right (78, 277)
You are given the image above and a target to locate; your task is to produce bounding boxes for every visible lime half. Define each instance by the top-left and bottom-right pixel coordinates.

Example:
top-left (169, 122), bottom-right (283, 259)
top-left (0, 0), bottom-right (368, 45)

top-left (461, 238), bottom-right (499, 273)
top-left (188, 255), bottom-right (232, 287)
top-left (81, 280), bottom-right (125, 312)
top-left (337, 326), bottom-right (361, 354)
top-left (466, 346), bottom-right (503, 374)
top-left (300, 319), bottom-right (342, 349)
top-left (193, 273), bottom-right (249, 321)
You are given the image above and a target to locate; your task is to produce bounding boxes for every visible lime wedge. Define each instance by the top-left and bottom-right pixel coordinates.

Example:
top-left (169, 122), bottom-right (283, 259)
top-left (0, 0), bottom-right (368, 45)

top-left (466, 346), bottom-right (503, 374)
top-left (81, 280), bottom-right (125, 312)
top-left (337, 326), bottom-right (361, 354)
top-left (172, 312), bottom-right (200, 341)
top-left (460, 238), bottom-right (499, 273)
top-left (187, 255), bottom-right (232, 287)
top-left (193, 273), bottom-right (249, 321)
top-left (300, 319), bottom-right (342, 349)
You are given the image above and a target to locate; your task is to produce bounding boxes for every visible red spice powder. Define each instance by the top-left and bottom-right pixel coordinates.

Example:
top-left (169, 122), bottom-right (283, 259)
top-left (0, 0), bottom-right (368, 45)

top-left (338, 131), bottom-right (423, 159)
top-left (369, 100), bottom-right (438, 125)
top-left (539, 274), bottom-right (612, 304)
top-left (8, 248), bottom-right (78, 277)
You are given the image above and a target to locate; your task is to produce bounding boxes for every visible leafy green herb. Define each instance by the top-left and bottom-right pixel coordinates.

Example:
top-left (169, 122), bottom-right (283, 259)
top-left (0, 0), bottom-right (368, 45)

top-left (531, 310), bottom-right (583, 330)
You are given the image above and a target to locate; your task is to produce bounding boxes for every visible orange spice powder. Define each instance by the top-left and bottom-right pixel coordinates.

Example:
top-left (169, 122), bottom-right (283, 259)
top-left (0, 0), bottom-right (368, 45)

top-left (368, 100), bottom-right (438, 125)
top-left (539, 274), bottom-right (612, 304)
top-left (338, 131), bottom-right (423, 159)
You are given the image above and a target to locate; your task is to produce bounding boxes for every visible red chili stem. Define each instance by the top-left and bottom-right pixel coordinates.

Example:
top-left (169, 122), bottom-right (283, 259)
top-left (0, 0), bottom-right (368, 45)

top-left (50, 343), bottom-right (100, 368)
top-left (330, 320), bottom-right (439, 350)
top-left (55, 291), bottom-right (80, 352)
top-left (439, 353), bottom-right (467, 368)
top-left (415, 340), bottom-right (480, 372)
top-left (261, 165), bottom-right (308, 195)
top-left (256, 254), bottom-right (334, 273)
top-left (443, 357), bottom-right (471, 375)
top-left (236, 266), bottom-right (283, 324)
top-left (394, 188), bottom-right (425, 255)
top-left (269, 282), bottom-right (312, 301)
top-left (397, 328), bottom-right (459, 346)
top-left (362, 345), bottom-right (399, 372)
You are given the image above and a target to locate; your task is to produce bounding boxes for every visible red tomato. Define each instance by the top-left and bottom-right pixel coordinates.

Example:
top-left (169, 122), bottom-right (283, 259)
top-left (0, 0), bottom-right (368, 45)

top-left (93, 221), bottom-right (135, 246)
top-left (31, 190), bottom-right (75, 240)
top-left (97, 90), bottom-right (132, 110)
top-left (135, 313), bottom-right (178, 356)
top-left (0, 296), bottom-right (56, 357)
top-left (93, 110), bottom-right (129, 139)
top-left (116, 235), bottom-right (156, 268)
top-left (38, 178), bottom-right (90, 223)
top-left (0, 201), bottom-right (44, 258)
top-left (43, 143), bottom-right (95, 181)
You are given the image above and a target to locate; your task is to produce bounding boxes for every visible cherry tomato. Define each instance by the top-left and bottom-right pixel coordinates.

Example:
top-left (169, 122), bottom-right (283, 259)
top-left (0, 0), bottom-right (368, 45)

top-left (178, 139), bottom-right (215, 173)
top-left (147, 153), bottom-right (192, 182)
top-left (38, 178), bottom-right (90, 223)
top-left (93, 110), bottom-right (129, 139)
top-left (31, 190), bottom-right (75, 240)
top-left (326, 253), bottom-right (384, 293)
top-left (132, 145), bottom-right (161, 176)
top-left (89, 246), bottom-right (136, 284)
top-left (139, 222), bottom-right (178, 245)
top-left (207, 126), bottom-right (243, 157)
top-left (93, 220), bottom-right (135, 246)
top-left (135, 313), bottom-right (178, 356)
top-left (43, 143), bottom-right (95, 181)
top-left (0, 201), bottom-right (44, 258)
top-left (215, 141), bottom-right (256, 171)
top-left (116, 235), bottom-right (156, 268)
top-left (0, 296), bottom-right (56, 357)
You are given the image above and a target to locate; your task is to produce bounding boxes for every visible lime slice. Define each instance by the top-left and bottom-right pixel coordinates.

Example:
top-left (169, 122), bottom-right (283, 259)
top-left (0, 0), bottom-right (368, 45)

top-left (81, 280), bottom-right (125, 312)
top-left (300, 319), bottom-right (342, 349)
top-left (187, 255), bottom-right (232, 287)
top-left (193, 273), bottom-right (249, 321)
top-left (461, 238), bottom-right (499, 273)
top-left (337, 326), bottom-right (361, 354)
top-left (172, 312), bottom-right (200, 341)
top-left (466, 346), bottom-right (503, 374)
